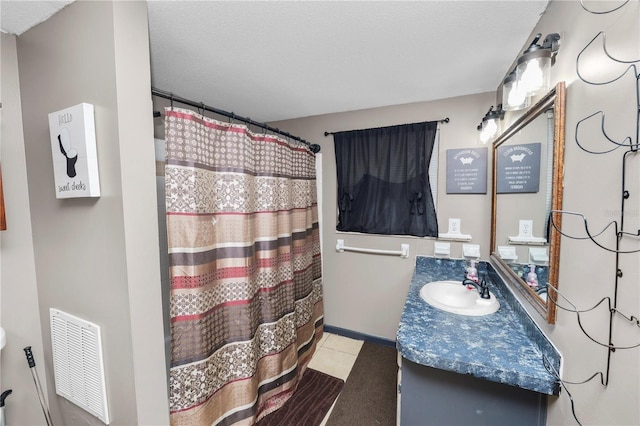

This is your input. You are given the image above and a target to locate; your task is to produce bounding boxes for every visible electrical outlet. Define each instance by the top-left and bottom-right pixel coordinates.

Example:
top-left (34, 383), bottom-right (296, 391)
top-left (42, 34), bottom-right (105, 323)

top-left (448, 218), bottom-right (461, 234)
top-left (519, 220), bottom-right (533, 237)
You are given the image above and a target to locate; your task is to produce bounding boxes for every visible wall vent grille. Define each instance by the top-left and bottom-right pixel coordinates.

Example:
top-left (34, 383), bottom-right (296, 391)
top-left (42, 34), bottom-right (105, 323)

top-left (50, 308), bottom-right (110, 424)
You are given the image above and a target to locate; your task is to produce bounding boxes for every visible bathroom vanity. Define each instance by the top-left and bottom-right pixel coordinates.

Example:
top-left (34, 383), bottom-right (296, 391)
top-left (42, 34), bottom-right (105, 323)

top-left (396, 256), bottom-right (560, 426)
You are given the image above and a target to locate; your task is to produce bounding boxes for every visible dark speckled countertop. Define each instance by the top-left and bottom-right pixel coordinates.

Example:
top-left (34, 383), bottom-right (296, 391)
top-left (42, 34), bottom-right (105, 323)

top-left (397, 256), bottom-right (561, 396)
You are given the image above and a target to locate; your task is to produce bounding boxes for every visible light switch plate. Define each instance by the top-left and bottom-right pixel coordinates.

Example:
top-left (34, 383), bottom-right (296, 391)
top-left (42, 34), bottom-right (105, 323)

top-left (462, 244), bottom-right (480, 258)
top-left (434, 242), bottom-right (451, 257)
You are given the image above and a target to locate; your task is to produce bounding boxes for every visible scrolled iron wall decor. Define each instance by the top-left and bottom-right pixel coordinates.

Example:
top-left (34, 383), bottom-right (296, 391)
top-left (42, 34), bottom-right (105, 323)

top-left (541, 3), bottom-right (640, 424)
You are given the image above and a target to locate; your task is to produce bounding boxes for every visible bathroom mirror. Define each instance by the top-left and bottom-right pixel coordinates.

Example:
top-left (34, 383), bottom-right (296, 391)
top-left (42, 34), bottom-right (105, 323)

top-left (490, 81), bottom-right (565, 324)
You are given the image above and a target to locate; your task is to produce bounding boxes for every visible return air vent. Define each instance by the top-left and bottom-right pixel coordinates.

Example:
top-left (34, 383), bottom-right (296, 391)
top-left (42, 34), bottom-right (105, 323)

top-left (50, 308), bottom-right (110, 424)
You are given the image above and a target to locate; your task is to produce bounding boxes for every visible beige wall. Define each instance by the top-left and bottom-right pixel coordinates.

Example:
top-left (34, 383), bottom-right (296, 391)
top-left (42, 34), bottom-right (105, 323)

top-left (1, 32), bottom-right (50, 426)
top-left (272, 91), bottom-right (495, 340)
top-left (7, 1), bottom-right (169, 425)
top-left (274, 1), bottom-right (640, 424)
top-left (2, 0), bottom-right (639, 425)
top-left (521, 1), bottom-right (640, 425)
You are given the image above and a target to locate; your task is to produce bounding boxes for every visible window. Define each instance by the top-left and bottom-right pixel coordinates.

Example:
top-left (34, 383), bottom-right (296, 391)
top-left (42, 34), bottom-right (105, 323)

top-left (334, 121), bottom-right (439, 237)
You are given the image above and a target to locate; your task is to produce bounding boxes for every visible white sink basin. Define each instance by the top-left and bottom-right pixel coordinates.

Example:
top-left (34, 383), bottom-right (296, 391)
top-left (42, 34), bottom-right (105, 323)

top-left (419, 280), bottom-right (500, 316)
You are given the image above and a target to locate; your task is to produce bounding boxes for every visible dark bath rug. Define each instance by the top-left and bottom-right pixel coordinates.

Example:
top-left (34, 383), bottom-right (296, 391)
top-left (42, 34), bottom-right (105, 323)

top-left (256, 368), bottom-right (344, 426)
top-left (326, 341), bottom-right (398, 426)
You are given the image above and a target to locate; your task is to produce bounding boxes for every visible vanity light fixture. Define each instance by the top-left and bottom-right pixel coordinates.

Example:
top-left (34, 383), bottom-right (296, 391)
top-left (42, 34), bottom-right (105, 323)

top-left (477, 105), bottom-right (505, 144)
top-left (515, 33), bottom-right (561, 97)
top-left (502, 33), bottom-right (561, 112)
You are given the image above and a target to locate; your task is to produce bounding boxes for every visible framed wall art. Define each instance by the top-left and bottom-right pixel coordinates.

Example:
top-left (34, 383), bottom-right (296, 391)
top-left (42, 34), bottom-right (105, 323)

top-left (48, 103), bottom-right (101, 198)
top-left (496, 142), bottom-right (541, 194)
top-left (445, 147), bottom-right (488, 194)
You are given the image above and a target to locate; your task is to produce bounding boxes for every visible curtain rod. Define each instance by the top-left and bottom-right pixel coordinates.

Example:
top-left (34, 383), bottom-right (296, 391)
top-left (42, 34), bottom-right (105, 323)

top-left (323, 117), bottom-right (450, 137)
top-left (151, 87), bottom-right (321, 154)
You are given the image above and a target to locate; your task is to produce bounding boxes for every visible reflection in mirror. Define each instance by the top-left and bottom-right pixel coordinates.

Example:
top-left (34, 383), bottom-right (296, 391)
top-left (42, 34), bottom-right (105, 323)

top-left (496, 109), bottom-right (552, 293)
top-left (490, 82), bottom-right (565, 324)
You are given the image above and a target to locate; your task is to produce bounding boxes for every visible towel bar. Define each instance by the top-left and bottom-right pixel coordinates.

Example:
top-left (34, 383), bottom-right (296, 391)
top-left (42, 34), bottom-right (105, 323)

top-left (335, 239), bottom-right (409, 258)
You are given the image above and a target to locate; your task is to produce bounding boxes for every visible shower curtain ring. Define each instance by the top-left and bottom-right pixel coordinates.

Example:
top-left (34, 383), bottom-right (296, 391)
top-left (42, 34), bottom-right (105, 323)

top-left (170, 94), bottom-right (174, 111)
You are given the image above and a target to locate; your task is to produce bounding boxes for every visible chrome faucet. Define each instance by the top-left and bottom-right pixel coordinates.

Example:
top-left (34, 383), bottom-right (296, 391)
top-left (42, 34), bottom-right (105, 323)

top-left (462, 274), bottom-right (491, 299)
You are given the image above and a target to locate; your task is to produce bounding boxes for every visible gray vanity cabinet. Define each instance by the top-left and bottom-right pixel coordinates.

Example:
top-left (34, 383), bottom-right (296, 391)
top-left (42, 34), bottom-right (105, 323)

top-left (398, 356), bottom-right (547, 426)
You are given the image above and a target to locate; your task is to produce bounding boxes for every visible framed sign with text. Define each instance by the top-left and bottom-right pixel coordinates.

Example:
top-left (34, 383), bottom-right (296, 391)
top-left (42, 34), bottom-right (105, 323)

top-left (446, 147), bottom-right (488, 194)
top-left (48, 103), bottom-right (100, 198)
top-left (496, 142), bottom-right (541, 193)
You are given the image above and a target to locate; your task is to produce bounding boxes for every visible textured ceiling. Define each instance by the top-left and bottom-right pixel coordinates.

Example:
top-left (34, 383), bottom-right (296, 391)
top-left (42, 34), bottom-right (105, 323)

top-left (2, 1), bottom-right (549, 123)
top-left (148, 1), bottom-right (548, 121)
top-left (0, 1), bottom-right (73, 35)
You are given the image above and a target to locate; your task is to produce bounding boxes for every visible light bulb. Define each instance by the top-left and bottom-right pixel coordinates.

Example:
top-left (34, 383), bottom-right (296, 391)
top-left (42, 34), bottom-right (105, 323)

top-left (507, 83), bottom-right (527, 108)
top-left (484, 119), bottom-right (498, 138)
top-left (503, 72), bottom-right (529, 111)
top-left (520, 59), bottom-right (544, 93)
top-left (479, 128), bottom-right (490, 144)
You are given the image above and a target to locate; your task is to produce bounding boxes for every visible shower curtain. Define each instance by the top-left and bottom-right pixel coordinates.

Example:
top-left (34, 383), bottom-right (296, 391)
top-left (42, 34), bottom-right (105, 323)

top-left (164, 107), bottom-right (323, 425)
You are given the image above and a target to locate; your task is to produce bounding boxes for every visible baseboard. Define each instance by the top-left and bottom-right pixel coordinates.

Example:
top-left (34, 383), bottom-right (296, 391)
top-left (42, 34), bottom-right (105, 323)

top-left (323, 325), bottom-right (396, 348)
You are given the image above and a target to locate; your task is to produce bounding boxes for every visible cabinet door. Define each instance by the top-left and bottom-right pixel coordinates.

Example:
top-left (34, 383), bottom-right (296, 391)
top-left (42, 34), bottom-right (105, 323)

top-left (400, 358), bottom-right (546, 426)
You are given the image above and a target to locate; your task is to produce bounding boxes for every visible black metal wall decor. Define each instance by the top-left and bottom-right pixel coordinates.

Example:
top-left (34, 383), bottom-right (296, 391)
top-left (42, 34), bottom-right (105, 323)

top-left (542, 2), bottom-right (640, 425)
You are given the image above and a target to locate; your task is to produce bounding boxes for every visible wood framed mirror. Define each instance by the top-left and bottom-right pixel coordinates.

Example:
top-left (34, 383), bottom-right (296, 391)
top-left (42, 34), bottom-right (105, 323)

top-left (490, 81), bottom-right (566, 324)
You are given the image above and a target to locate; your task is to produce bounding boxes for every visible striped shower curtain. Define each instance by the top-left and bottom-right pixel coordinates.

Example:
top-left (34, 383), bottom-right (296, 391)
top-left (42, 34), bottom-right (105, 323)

top-left (164, 107), bottom-right (323, 425)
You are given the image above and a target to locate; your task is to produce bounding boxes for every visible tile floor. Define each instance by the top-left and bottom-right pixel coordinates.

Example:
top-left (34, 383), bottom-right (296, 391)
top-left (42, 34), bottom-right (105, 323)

top-left (307, 332), bottom-right (364, 425)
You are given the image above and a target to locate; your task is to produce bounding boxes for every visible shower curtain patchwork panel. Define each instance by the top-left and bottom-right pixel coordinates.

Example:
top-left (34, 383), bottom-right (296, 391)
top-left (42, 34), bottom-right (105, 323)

top-left (164, 108), bottom-right (323, 425)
